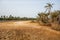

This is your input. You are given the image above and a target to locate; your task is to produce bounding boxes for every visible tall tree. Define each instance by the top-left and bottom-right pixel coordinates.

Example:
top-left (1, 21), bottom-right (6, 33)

top-left (45, 3), bottom-right (53, 14)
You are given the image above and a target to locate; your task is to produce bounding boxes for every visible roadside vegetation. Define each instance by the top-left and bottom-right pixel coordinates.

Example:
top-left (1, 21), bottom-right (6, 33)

top-left (37, 3), bottom-right (60, 31)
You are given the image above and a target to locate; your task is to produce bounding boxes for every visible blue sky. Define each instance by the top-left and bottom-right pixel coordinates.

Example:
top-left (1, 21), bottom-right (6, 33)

top-left (0, 0), bottom-right (60, 17)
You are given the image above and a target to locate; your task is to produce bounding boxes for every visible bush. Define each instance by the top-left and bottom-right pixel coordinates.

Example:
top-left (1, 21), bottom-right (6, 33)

top-left (51, 22), bottom-right (60, 31)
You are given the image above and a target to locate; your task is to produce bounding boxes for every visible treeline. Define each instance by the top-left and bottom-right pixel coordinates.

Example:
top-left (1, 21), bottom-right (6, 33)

top-left (0, 15), bottom-right (36, 21)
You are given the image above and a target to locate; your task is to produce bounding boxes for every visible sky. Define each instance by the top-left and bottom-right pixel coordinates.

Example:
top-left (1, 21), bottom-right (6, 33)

top-left (0, 0), bottom-right (60, 18)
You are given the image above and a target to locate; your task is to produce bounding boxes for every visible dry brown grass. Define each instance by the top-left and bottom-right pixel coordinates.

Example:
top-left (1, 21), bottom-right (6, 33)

top-left (0, 21), bottom-right (60, 40)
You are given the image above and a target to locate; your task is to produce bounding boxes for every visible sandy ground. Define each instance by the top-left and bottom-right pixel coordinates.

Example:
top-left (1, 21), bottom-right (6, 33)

top-left (0, 21), bottom-right (41, 29)
top-left (0, 21), bottom-right (60, 40)
top-left (0, 21), bottom-right (60, 33)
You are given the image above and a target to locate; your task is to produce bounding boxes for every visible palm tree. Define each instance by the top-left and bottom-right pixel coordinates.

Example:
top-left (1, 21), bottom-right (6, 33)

top-left (45, 3), bottom-right (53, 14)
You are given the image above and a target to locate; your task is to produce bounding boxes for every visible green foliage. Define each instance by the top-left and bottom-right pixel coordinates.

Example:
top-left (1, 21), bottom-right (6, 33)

top-left (37, 10), bottom-right (60, 30)
top-left (51, 11), bottom-right (60, 18)
top-left (37, 12), bottom-right (49, 23)
top-left (0, 15), bottom-right (36, 21)
top-left (36, 3), bottom-right (60, 31)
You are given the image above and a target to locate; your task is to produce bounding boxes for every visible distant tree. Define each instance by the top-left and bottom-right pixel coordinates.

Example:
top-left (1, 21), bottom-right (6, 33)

top-left (3, 15), bottom-right (6, 20)
top-left (8, 15), bottom-right (14, 20)
top-left (0, 16), bottom-right (3, 20)
top-left (1, 16), bottom-right (3, 18)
